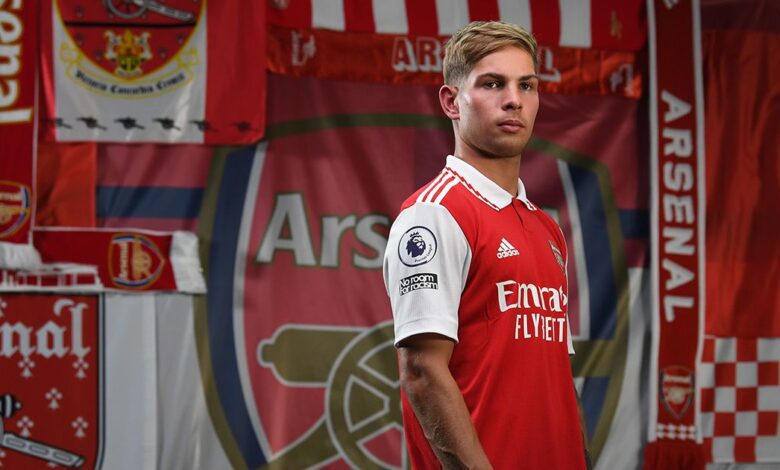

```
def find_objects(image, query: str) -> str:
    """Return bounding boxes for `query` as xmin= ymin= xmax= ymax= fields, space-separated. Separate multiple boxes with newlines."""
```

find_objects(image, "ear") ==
xmin=439 ymin=84 xmax=460 ymax=120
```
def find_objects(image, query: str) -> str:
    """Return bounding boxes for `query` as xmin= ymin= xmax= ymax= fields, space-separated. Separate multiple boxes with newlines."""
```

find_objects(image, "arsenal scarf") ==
xmin=644 ymin=0 xmax=706 ymax=467
xmin=32 ymin=228 xmax=205 ymax=293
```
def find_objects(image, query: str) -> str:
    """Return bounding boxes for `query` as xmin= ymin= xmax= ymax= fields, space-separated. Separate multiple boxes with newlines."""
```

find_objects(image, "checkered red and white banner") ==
xmin=645 ymin=0 xmax=706 ymax=467
xmin=268 ymin=0 xmax=646 ymax=50
xmin=0 ymin=0 xmax=41 ymax=270
xmin=700 ymin=336 xmax=780 ymax=462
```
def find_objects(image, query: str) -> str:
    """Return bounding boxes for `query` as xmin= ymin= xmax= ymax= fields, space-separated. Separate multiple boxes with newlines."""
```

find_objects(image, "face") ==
xmin=442 ymin=46 xmax=540 ymax=160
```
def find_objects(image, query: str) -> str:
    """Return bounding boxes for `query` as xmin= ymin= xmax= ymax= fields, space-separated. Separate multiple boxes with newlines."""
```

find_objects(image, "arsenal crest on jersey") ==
xmin=660 ymin=365 xmax=694 ymax=419
xmin=548 ymin=240 xmax=565 ymax=273
xmin=0 ymin=295 xmax=102 ymax=468
xmin=55 ymin=0 xmax=202 ymax=98
xmin=0 ymin=181 xmax=31 ymax=239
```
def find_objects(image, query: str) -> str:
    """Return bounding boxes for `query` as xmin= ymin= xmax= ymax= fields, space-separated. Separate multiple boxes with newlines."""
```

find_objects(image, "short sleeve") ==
xmin=383 ymin=203 xmax=472 ymax=346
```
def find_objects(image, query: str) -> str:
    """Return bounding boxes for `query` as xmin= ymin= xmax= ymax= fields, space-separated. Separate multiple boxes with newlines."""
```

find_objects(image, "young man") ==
xmin=383 ymin=21 xmax=588 ymax=469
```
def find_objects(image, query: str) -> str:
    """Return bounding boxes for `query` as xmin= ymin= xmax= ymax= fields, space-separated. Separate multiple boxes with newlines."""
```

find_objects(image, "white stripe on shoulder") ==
xmin=421 ymin=172 xmax=453 ymax=204
xmin=417 ymin=171 xmax=447 ymax=203
xmin=432 ymin=176 xmax=460 ymax=204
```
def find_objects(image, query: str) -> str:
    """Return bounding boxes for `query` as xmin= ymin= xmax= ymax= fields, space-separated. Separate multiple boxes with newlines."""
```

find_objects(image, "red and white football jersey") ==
xmin=384 ymin=156 xmax=585 ymax=469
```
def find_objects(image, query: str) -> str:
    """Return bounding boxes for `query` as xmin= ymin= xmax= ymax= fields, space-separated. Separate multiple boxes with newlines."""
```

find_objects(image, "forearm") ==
xmin=402 ymin=358 xmax=491 ymax=469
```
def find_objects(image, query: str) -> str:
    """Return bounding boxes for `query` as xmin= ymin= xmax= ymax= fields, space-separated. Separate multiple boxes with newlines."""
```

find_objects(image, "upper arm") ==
xmin=383 ymin=203 xmax=471 ymax=347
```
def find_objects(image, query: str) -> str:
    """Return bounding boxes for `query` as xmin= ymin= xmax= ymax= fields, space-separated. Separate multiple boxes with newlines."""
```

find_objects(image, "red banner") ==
xmin=0 ymin=0 xmax=40 ymax=269
xmin=268 ymin=25 xmax=642 ymax=98
xmin=40 ymin=1 xmax=266 ymax=144
xmin=0 ymin=294 xmax=101 ymax=468
xmin=698 ymin=4 xmax=780 ymax=462
xmin=36 ymin=142 xmax=97 ymax=228
xmin=33 ymin=228 xmax=205 ymax=293
xmin=645 ymin=0 xmax=706 ymax=468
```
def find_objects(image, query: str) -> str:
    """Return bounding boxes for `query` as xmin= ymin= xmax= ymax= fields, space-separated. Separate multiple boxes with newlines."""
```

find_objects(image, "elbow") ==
xmin=398 ymin=351 xmax=435 ymax=401
xmin=396 ymin=334 xmax=455 ymax=403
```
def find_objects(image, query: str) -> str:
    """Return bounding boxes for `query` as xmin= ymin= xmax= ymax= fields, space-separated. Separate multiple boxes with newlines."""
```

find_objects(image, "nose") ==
xmin=501 ymin=85 xmax=523 ymax=111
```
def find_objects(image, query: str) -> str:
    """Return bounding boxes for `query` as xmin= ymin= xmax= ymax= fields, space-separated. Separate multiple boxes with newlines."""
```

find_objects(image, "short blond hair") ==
xmin=443 ymin=21 xmax=538 ymax=85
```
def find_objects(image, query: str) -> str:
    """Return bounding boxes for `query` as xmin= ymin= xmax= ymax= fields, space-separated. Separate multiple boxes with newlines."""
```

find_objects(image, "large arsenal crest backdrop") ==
xmin=196 ymin=74 xmax=648 ymax=469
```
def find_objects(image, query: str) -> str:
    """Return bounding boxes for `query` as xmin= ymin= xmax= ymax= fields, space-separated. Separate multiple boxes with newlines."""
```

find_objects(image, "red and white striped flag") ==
xmin=268 ymin=0 xmax=646 ymax=50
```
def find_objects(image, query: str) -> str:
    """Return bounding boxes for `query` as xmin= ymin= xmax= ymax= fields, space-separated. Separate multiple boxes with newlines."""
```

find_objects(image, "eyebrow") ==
xmin=476 ymin=73 xmax=540 ymax=81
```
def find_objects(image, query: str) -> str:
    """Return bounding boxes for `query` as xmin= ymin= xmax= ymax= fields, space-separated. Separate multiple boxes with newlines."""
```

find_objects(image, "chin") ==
xmin=482 ymin=149 xmax=522 ymax=159
xmin=488 ymin=143 xmax=527 ymax=158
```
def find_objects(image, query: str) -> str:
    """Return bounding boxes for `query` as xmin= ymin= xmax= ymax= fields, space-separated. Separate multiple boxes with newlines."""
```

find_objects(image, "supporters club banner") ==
xmin=645 ymin=0 xmax=706 ymax=467
xmin=40 ymin=0 xmax=266 ymax=144
xmin=0 ymin=0 xmax=40 ymax=270
xmin=196 ymin=73 xmax=649 ymax=469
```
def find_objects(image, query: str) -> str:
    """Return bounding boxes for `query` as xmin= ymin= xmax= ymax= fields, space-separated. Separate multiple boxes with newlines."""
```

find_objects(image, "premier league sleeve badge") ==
xmin=398 ymin=226 xmax=437 ymax=267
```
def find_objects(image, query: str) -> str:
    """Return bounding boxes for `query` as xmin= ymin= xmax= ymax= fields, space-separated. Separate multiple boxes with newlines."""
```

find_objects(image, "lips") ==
xmin=498 ymin=119 xmax=525 ymax=132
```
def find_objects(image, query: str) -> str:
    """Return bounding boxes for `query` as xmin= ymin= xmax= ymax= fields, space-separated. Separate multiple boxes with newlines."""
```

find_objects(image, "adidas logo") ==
xmin=496 ymin=238 xmax=520 ymax=259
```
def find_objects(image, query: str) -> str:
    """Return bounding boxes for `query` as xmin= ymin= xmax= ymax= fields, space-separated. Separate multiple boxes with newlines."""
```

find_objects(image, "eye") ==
xmin=520 ymin=81 xmax=538 ymax=92
xmin=483 ymin=80 xmax=501 ymax=89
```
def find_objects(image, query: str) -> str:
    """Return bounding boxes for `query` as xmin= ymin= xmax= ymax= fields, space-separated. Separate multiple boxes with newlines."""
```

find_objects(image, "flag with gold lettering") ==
xmin=39 ymin=0 xmax=266 ymax=144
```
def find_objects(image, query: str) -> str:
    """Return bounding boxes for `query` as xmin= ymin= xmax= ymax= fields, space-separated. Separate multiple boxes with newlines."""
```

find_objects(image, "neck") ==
xmin=454 ymin=146 xmax=521 ymax=196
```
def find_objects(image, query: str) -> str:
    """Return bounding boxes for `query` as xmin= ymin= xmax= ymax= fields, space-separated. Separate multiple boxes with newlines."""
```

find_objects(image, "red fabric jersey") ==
xmin=384 ymin=156 xmax=585 ymax=469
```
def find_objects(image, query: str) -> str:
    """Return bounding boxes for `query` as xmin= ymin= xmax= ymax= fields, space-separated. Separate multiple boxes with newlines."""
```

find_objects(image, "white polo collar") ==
xmin=445 ymin=155 xmax=536 ymax=211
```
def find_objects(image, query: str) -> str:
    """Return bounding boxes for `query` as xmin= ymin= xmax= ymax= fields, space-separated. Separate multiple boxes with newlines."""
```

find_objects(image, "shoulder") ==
xmin=400 ymin=170 xmax=473 ymax=215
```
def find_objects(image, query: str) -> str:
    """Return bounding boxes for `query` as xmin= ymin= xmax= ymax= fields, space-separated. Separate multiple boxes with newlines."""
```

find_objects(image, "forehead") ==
xmin=468 ymin=45 xmax=536 ymax=79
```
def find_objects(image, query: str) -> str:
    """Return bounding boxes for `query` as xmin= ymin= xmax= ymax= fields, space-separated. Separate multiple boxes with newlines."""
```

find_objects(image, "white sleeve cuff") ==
xmin=394 ymin=317 xmax=459 ymax=347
